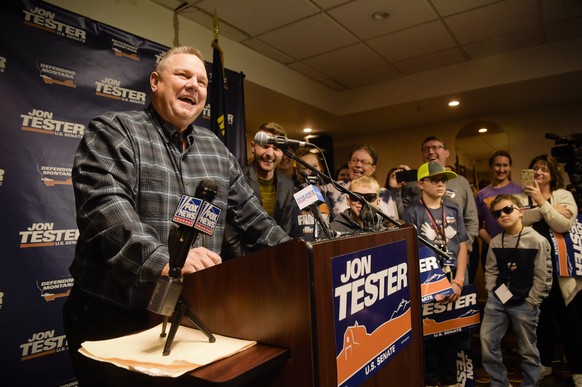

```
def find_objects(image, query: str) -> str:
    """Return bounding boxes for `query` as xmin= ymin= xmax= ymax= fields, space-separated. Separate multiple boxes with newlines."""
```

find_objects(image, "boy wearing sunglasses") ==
xmin=480 ymin=194 xmax=552 ymax=387
xmin=403 ymin=161 xmax=468 ymax=387
xmin=330 ymin=176 xmax=386 ymax=234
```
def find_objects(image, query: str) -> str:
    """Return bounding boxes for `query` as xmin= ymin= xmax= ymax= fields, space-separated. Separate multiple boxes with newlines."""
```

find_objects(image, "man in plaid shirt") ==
xmin=63 ymin=46 xmax=290 ymax=386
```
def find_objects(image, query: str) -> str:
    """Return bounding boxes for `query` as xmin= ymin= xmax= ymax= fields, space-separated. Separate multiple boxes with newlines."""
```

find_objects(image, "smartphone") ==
xmin=521 ymin=169 xmax=535 ymax=187
xmin=396 ymin=169 xmax=418 ymax=183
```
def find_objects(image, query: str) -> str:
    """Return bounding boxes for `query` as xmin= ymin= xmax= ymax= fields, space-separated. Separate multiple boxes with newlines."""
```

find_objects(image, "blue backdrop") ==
xmin=0 ymin=0 xmax=246 ymax=384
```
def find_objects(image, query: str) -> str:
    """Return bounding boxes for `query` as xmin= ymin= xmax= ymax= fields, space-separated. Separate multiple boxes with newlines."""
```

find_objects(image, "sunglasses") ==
xmin=492 ymin=205 xmax=520 ymax=219
xmin=423 ymin=176 xmax=448 ymax=184
xmin=350 ymin=193 xmax=378 ymax=204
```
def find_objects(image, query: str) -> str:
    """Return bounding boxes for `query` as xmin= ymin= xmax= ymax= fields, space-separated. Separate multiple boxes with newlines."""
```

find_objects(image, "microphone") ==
xmin=168 ymin=180 xmax=221 ymax=278
xmin=148 ymin=180 xmax=221 ymax=317
xmin=294 ymin=183 xmax=326 ymax=211
xmin=294 ymin=176 xmax=333 ymax=240
xmin=254 ymin=131 xmax=311 ymax=148
xmin=360 ymin=202 xmax=378 ymax=231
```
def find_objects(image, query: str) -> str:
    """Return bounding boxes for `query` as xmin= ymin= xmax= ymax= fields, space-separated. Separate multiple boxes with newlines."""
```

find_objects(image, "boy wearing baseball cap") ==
xmin=403 ymin=161 xmax=468 ymax=387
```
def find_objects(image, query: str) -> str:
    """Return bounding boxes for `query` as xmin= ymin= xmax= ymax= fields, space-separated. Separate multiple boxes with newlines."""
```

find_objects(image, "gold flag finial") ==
xmin=213 ymin=12 xmax=219 ymax=40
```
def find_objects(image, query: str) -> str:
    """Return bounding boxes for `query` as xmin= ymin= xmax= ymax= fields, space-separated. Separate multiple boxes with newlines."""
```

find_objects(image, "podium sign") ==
xmin=332 ymin=240 xmax=412 ymax=386
xmin=179 ymin=226 xmax=425 ymax=386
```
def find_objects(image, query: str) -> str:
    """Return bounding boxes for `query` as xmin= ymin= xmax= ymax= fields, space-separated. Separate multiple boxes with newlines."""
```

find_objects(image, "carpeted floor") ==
xmin=470 ymin=328 xmax=575 ymax=386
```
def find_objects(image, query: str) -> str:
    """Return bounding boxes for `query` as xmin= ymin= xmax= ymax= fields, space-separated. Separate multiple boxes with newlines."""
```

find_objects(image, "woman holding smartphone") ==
xmin=522 ymin=154 xmax=582 ymax=386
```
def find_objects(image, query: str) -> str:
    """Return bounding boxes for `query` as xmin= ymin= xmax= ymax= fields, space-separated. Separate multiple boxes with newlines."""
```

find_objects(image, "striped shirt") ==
xmin=71 ymin=105 xmax=289 ymax=310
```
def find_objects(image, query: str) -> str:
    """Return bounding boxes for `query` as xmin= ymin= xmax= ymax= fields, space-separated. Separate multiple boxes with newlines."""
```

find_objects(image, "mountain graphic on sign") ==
xmin=336 ymin=301 xmax=412 ymax=385
xmin=421 ymin=274 xmax=453 ymax=298
xmin=423 ymin=310 xmax=480 ymax=335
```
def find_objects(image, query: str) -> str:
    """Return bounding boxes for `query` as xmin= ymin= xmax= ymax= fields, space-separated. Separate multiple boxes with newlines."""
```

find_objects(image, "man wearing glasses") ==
xmin=402 ymin=136 xmax=478 ymax=253
xmin=325 ymin=144 xmax=400 ymax=223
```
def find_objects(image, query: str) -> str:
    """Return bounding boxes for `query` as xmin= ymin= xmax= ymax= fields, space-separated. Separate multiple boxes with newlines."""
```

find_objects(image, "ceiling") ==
xmin=151 ymin=0 xmax=582 ymax=90
xmin=148 ymin=0 xmax=582 ymax=163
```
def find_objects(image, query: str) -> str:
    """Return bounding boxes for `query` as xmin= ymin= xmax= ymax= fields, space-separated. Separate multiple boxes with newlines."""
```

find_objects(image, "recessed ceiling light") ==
xmin=303 ymin=127 xmax=312 ymax=133
xmin=371 ymin=10 xmax=390 ymax=21
xmin=448 ymin=100 xmax=460 ymax=107
xmin=479 ymin=128 xmax=488 ymax=133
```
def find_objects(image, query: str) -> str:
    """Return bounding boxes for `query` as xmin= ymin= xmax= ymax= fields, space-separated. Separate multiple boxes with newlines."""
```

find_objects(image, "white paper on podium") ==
xmin=79 ymin=323 xmax=256 ymax=377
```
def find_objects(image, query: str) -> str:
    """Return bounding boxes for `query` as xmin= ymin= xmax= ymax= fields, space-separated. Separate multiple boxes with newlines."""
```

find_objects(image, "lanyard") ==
xmin=421 ymin=198 xmax=447 ymax=244
xmin=501 ymin=226 xmax=523 ymax=249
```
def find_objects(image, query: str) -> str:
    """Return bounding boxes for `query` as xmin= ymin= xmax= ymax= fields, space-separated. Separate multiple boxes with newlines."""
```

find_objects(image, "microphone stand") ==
xmin=157 ymin=226 xmax=215 ymax=356
xmin=280 ymin=147 xmax=451 ymax=260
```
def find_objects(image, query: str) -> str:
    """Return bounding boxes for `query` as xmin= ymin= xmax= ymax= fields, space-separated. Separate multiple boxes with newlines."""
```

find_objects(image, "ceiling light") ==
xmin=479 ymin=128 xmax=488 ymax=133
xmin=303 ymin=127 xmax=312 ymax=133
xmin=448 ymin=100 xmax=460 ymax=107
xmin=371 ymin=11 xmax=390 ymax=21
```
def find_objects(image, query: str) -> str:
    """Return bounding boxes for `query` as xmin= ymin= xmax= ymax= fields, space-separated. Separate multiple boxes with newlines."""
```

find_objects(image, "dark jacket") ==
xmin=222 ymin=161 xmax=297 ymax=259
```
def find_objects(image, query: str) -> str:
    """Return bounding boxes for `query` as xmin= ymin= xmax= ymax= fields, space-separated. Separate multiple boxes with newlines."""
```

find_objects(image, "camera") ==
xmin=546 ymin=133 xmax=582 ymax=212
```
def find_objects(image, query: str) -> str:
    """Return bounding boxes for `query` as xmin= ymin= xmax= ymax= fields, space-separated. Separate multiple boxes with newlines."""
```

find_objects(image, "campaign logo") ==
xmin=95 ymin=77 xmax=147 ymax=105
xmin=0 ymin=168 xmax=4 ymax=187
xmin=37 ymin=62 xmax=77 ymax=88
xmin=173 ymin=195 xmax=203 ymax=227
xmin=418 ymin=247 xmax=455 ymax=303
xmin=111 ymin=38 xmax=140 ymax=61
xmin=422 ymin=283 xmax=481 ymax=339
xmin=155 ymin=50 xmax=166 ymax=65
xmin=19 ymin=222 xmax=79 ymax=248
xmin=37 ymin=277 xmax=74 ymax=302
xmin=0 ymin=56 xmax=6 ymax=73
xmin=20 ymin=109 xmax=85 ymax=139
xmin=202 ymin=104 xmax=234 ymax=126
xmin=333 ymin=241 xmax=412 ymax=386
xmin=551 ymin=214 xmax=582 ymax=277
xmin=38 ymin=165 xmax=73 ymax=187
xmin=20 ymin=328 xmax=68 ymax=361
xmin=457 ymin=350 xmax=476 ymax=386
xmin=22 ymin=6 xmax=86 ymax=43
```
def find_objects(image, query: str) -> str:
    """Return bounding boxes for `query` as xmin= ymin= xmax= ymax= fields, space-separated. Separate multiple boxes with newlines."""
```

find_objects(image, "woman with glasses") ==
xmin=330 ymin=176 xmax=386 ymax=235
xmin=522 ymin=154 xmax=582 ymax=386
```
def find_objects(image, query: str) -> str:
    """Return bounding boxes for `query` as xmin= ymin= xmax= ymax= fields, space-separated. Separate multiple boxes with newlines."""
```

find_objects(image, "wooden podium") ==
xmin=166 ymin=225 xmax=424 ymax=386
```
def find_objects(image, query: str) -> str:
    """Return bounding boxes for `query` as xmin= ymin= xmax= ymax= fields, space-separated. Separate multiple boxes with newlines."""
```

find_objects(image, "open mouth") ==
xmin=178 ymin=96 xmax=195 ymax=105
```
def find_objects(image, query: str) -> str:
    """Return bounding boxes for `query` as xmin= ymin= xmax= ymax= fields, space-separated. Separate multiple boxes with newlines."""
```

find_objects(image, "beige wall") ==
xmin=335 ymin=101 xmax=582 ymax=187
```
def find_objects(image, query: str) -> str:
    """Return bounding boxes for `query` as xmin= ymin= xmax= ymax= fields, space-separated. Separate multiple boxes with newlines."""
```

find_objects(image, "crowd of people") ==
xmin=63 ymin=45 xmax=581 ymax=387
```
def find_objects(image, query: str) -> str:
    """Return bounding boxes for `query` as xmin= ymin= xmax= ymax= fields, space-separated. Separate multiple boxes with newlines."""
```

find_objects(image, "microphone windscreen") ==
xmin=254 ymin=131 xmax=272 ymax=146
xmin=195 ymin=179 xmax=218 ymax=202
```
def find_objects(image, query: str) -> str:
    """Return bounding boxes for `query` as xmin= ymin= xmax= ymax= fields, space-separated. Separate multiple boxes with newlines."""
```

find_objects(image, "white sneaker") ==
xmin=572 ymin=373 xmax=582 ymax=387
xmin=540 ymin=365 xmax=552 ymax=379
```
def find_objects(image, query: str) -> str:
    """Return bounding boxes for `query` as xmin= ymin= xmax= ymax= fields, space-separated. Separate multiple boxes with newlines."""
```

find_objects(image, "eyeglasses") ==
xmin=421 ymin=145 xmax=446 ymax=154
xmin=349 ymin=159 xmax=374 ymax=166
xmin=492 ymin=205 xmax=520 ymax=219
xmin=350 ymin=193 xmax=378 ymax=204
xmin=532 ymin=165 xmax=549 ymax=173
xmin=422 ymin=176 xmax=448 ymax=184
